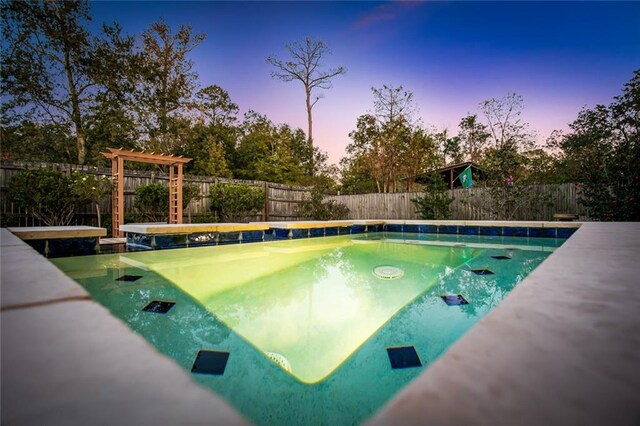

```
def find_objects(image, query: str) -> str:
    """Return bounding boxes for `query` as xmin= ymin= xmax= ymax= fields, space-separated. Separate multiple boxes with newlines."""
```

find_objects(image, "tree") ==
xmin=2 ymin=0 xmax=94 ymax=164
xmin=266 ymin=37 xmax=346 ymax=161
xmin=137 ymin=20 xmax=205 ymax=154
xmin=70 ymin=171 xmax=112 ymax=228
xmin=195 ymin=85 xmax=239 ymax=127
xmin=343 ymin=85 xmax=438 ymax=193
xmin=134 ymin=183 xmax=169 ymax=222
xmin=554 ymin=69 xmax=640 ymax=220
xmin=372 ymin=84 xmax=416 ymax=124
xmin=457 ymin=114 xmax=490 ymax=163
xmin=209 ymin=183 xmax=265 ymax=222
xmin=411 ymin=173 xmax=453 ymax=219
xmin=481 ymin=93 xmax=535 ymax=152
xmin=297 ymin=187 xmax=349 ymax=220
xmin=6 ymin=168 xmax=87 ymax=226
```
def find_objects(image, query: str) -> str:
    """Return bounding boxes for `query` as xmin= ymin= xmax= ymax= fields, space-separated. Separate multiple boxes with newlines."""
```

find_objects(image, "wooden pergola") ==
xmin=101 ymin=148 xmax=192 ymax=237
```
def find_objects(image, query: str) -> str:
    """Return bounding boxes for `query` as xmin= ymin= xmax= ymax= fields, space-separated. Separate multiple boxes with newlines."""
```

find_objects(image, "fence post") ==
xmin=263 ymin=181 xmax=269 ymax=222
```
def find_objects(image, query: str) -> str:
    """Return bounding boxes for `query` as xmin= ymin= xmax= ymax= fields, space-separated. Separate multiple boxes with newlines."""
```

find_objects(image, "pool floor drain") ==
xmin=266 ymin=352 xmax=292 ymax=372
xmin=373 ymin=265 xmax=404 ymax=280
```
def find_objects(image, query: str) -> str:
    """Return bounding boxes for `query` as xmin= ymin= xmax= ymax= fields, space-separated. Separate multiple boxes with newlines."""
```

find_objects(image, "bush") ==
xmin=411 ymin=174 xmax=453 ymax=219
xmin=70 ymin=171 xmax=113 ymax=228
xmin=209 ymin=182 xmax=265 ymax=222
xmin=134 ymin=183 xmax=169 ymax=222
xmin=6 ymin=168 xmax=86 ymax=226
xmin=297 ymin=187 xmax=350 ymax=220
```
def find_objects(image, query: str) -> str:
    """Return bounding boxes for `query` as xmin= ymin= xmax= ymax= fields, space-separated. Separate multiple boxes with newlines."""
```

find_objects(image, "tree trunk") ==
xmin=96 ymin=203 xmax=101 ymax=229
xmin=305 ymin=87 xmax=315 ymax=175
xmin=63 ymin=43 xmax=86 ymax=164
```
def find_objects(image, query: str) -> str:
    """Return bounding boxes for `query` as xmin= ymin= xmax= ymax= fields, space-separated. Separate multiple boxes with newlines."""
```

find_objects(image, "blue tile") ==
xmin=502 ymin=227 xmax=528 ymax=237
xmin=403 ymin=224 xmax=420 ymax=234
xmin=351 ymin=225 xmax=366 ymax=234
xmin=116 ymin=274 xmax=142 ymax=282
xmin=557 ymin=228 xmax=577 ymax=239
xmin=309 ymin=228 xmax=325 ymax=238
xmin=218 ymin=232 xmax=240 ymax=245
xmin=188 ymin=232 xmax=218 ymax=247
xmin=291 ymin=229 xmax=309 ymax=239
xmin=241 ymin=230 xmax=264 ymax=243
xmin=25 ymin=239 xmax=46 ymax=254
xmin=143 ymin=300 xmax=175 ymax=314
xmin=419 ymin=225 xmax=438 ymax=234
xmin=325 ymin=227 xmax=339 ymax=236
xmin=385 ymin=224 xmax=403 ymax=233
xmin=441 ymin=294 xmax=469 ymax=306
xmin=471 ymin=269 xmax=494 ymax=275
xmin=369 ymin=224 xmax=384 ymax=233
xmin=528 ymin=227 xmax=556 ymax=238
xmin=338 ymin=226 xmax=351 ymax=235
xmin=127 ymin=232 xmax=153 ymax=248
xmin=479 ymin=226 xmax=502 ymax=236
xmin=154 ymin=235 xmax=188 ymax=249
xmin=273 ymin=228 xmax=291 ymax=240
xmin=263 ymin=230 xmax=276 ymax=241
xmin=458 ymin=226 xmax=479 ymax=236
xmin=438 ymin=225 xmax=458 ymax=235
xmin=191 ymin=350 xmax=229 ymax=376
xmin=387 ymin=346 xmax=422 ymax=369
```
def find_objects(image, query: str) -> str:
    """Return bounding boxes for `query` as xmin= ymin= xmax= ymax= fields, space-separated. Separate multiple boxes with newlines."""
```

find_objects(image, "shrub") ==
xmin=6 ymin=168 xmax=86 ymax=226
xmin=134 ymin=183 xmax=169 ymax=222
xmin=209 ymin=182 xmax=265 ymax=222
xmin=70 ymin=171 xmax=113 ymax=228
xmin=297 ymin=187 xmax=350 ymax=220
xmin=411 ymin=173 xmax=454 ymax=219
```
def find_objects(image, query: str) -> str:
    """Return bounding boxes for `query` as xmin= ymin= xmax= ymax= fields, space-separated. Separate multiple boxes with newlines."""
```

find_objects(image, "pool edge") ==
xmin=368 ymin=222 xmax=640 ymax=425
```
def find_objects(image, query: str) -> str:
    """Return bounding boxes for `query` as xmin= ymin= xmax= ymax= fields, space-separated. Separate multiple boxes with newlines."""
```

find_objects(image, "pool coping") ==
xmin=370 ymin=222 xmax=640 ymax=425
xmin=3 ymin=221 xmax=638 ymax=424
xmin=0 ymin=228 xmax=248 ymax=425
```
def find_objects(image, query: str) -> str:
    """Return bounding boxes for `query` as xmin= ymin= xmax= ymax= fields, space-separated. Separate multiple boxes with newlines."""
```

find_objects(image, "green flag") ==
xmin=458 ymin=166 xmax=473 ymax=188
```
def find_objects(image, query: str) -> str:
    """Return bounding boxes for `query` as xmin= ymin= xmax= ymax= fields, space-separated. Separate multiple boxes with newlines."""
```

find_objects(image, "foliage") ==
xmin=552 ymin=69 xmax=640 ymax=221
xmin=137 ymin=19 xmax=205 ymax=153
xmin=234 ymin=111 xmax=324 ymax=184
xmin=344 ymin=85 xmax=440 ymax=193
xmin=6 ymin=168 xmax=86 ymax=226
xmin=297 ymin=187 xmax=350 ymax=220
xmin=134 ymin=183 xmax=169 ymax=222
xmin=411 ymin=174 xmax=454 ymax=219
xmin=209 ymin=182 xmax=265 ymax=222
xmin=457 ymin=114 xmax=491 ymax=163
xmin=266 ymin=37 xmax=346 ymax=158
xmin=70 ymin=171 xmax=113 ymax=228
xmin=182 ymin=181 xmax=202 ymax=210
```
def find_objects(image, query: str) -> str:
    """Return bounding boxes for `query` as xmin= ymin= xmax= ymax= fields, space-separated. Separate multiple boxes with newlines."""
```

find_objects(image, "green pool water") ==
xmin=51 ymin=232 xmax=564 ymax=425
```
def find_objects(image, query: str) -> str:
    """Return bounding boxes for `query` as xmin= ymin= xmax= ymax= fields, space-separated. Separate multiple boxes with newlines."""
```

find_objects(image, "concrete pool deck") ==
xmin=0 ymin=228 xmax=247 ymax=425
xmin=371 ymin=222 xmax=640 ymax=425
xmin=1 ymin=222 xmax=639 ymax=425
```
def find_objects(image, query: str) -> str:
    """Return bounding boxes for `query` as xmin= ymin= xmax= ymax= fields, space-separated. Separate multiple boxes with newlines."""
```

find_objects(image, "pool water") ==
xmin=52 ymin=232 xmax=565 ymax=425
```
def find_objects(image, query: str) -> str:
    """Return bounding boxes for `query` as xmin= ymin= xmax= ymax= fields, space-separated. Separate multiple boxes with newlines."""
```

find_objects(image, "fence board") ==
xmin=326 ymin=184 xmax=590 ymax=221
xmin=0 ymin=161 xmax=311 ymax=226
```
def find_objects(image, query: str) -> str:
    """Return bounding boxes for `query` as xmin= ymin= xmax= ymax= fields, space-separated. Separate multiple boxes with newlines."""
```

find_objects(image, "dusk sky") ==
xmin=91 ymin=1 xmax=639 ymax=165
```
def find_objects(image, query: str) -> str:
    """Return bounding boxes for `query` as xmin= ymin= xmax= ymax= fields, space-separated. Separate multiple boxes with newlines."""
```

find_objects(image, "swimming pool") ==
xmin=51 ymin=231 xmax=566 ymax=425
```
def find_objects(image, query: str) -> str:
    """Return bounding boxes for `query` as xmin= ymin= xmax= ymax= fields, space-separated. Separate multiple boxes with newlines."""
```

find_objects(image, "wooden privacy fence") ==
xmin=326 ymin=183 xmax=591 ymax=221
xmin=0 ymin=161 xmax=311 ymax=226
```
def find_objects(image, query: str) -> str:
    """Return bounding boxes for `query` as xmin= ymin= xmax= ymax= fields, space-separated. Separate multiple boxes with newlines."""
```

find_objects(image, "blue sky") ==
xmin=91 ymin=1 xmax=640 ymax=164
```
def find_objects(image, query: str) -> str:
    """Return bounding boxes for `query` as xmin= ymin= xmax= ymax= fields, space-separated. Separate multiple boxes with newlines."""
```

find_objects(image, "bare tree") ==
xmin=266 ymin=37 xmax=346 ymax=155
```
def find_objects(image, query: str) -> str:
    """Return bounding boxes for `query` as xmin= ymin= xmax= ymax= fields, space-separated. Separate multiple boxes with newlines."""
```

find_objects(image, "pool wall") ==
xmin=3 ymin=221 xmax=638 ymax=425
xmin=120 ymin=220 xmax=579 ymax=251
